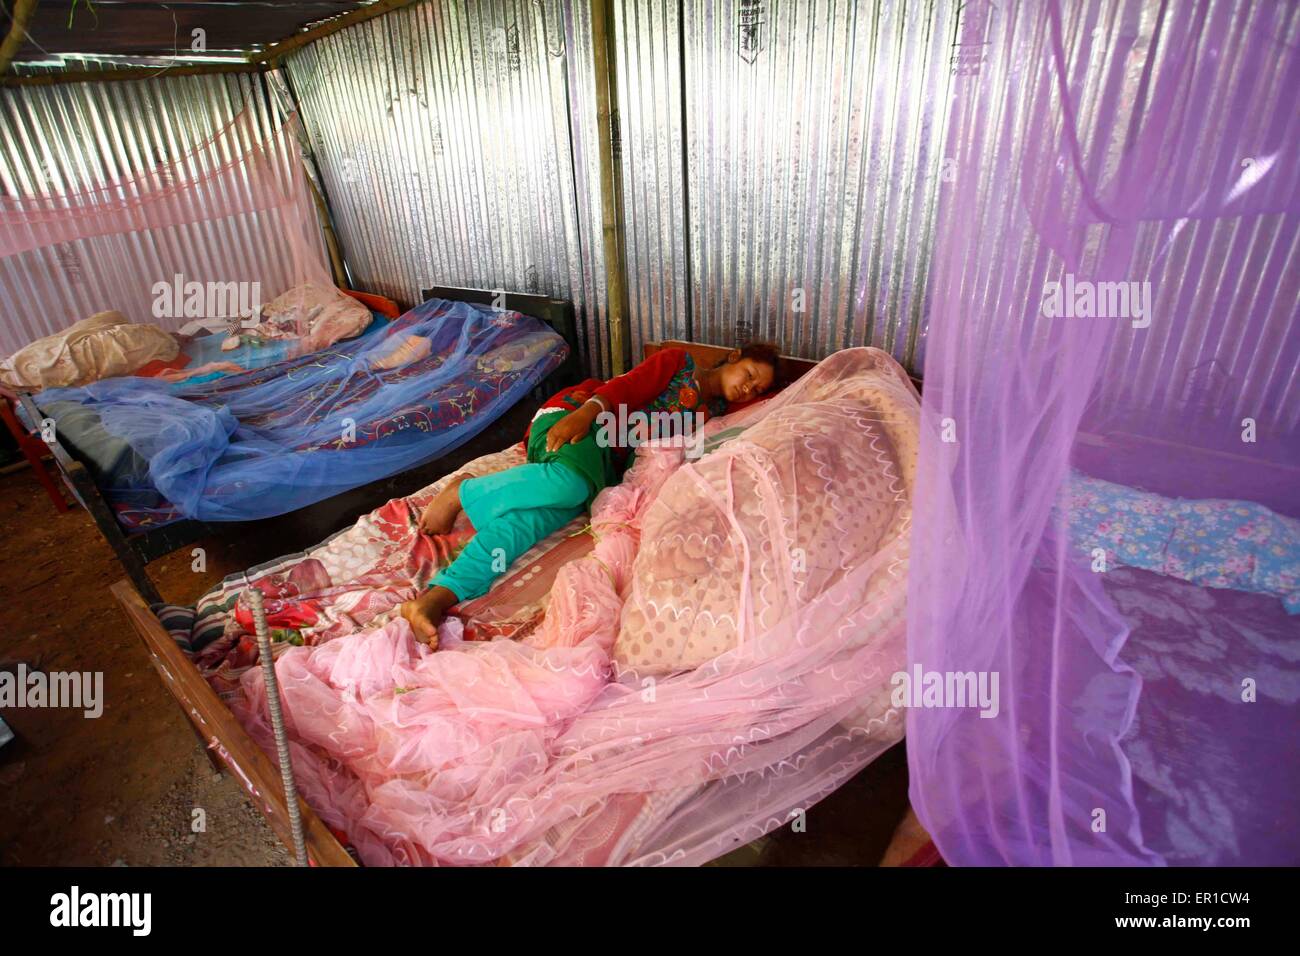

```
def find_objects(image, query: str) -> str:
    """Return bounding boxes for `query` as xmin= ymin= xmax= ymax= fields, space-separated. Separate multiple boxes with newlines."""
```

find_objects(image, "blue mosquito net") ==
xmin=36 ymin=298 xmax=567 ymax=525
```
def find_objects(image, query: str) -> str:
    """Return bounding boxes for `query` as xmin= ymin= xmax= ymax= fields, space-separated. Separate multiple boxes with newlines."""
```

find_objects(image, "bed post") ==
xmin=0 ymin=394 xmax=71 ymax=513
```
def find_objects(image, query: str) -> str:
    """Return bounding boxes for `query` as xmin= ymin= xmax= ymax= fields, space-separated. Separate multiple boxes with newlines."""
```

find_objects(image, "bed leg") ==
xmin=196 ymin=733 xmax=226 ymax=775
xmin=122 ymin=557 xmax=164 ymax=607
xmin=22 ymin=443 xmax=71 ymax=513
xmin=1 ymin=396 xmax=71 ymax=513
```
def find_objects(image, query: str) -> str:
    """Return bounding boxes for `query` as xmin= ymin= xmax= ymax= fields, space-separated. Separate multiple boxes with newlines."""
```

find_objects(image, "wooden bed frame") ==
xmin=110 ymin=337 xmax=917 ymax=867
xmin=646 ymin=339 xmax=922 ymax=395
xmin=112 ymin=579 xmax=356 ymax=866
xmin=14 ymin=286 xmax=580 ymax=605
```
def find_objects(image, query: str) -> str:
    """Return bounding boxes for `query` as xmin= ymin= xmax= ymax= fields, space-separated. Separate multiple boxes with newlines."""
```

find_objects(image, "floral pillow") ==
xmin=1068 ymin=472 xmax=1300 ymax=614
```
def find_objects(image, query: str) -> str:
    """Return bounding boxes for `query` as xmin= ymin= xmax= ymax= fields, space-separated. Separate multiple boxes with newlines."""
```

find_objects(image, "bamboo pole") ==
xmin=1 ymin=62 xmax=264 ymax=87
xmin=0 ymin=0 xmax=40 ymax=76
xmin=589 ymin=0 xmax=629 ymax=375
xmin=306 ymin=148 xmax=350 ymax=288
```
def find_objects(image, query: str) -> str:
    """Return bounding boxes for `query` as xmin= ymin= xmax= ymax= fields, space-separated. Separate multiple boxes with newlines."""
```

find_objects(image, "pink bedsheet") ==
xmin=226 ymin=347 xmax=920 ymax=865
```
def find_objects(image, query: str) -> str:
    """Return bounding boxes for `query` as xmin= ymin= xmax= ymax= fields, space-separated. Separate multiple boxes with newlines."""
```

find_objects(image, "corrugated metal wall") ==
xmin=292 ymin=0 xmax=964 ymax=374
xmin=0 ymin=71 xmax=301 ymax=351
xmin=1086 ymin=1 xmax=1300 ymax=428
xmin=282 ymin=0 xmax=960 ymax=376
xmin=282 ymin=0 xmax=613 ymax=370
xmin=925 ymin=0 xmax=1300 ymax=429
xmin=5 ymin=0 xmax=1289 ymax=412
xmin=615 ymin=0 xmax=959 ymax=369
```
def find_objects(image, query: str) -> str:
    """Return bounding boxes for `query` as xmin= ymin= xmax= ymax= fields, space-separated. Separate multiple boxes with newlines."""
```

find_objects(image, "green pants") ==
xmin=429 ymin=410 xmax=604 ymax=602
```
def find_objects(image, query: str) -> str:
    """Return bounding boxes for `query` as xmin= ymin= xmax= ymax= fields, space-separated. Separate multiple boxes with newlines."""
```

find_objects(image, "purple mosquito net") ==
xmin=908 ymin=1 xmax=1299 ymax=865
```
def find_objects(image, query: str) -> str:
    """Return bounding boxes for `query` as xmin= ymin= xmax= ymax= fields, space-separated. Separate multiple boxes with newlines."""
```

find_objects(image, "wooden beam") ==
xmin=589 ymin=0 xmax=630 ymax=375
xmin=1 ymin=61 xmax=264 ymax=87
xmin=250 ymin=0 xmax=420 ymax=66
xmin=307 ymin=170 xmax=351 ymax=288
xmin=2 ymin=0 xmax=408 ymax=83
xmin=0 ymin=0 xmax=40 ymax=76
xmin=111 ymin=579 xmax=357 ymax=867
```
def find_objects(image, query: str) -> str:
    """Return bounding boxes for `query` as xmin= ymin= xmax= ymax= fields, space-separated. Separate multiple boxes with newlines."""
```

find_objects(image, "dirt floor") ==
xmin=0 ymin=462 xmax=297 ymax=866
xmin=0 ymin=449 xmax=916 ymax=867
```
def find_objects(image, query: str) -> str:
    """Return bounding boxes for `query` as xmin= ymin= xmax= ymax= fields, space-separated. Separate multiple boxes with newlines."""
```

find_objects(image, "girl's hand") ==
xmin=546 ymin=401 xmax=601 ymax=452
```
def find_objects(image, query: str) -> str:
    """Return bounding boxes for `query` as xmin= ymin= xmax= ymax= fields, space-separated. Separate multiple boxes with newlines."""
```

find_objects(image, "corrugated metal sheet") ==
xmin=614 ymin=0 xmax=960 ymax=371
xmin=287 ymin=0 xmax=960 ymax=376
xmin=283 ymin=0 xmax=612 ymax=371
xmin=924 ymin=0 xmax=1300 ymax=428
xmin=5 ymin=0 xmax=1289 ymax=415
xmin=1088 ymin=1 xmax=1300 ymax=428
xmin=0 ymin=71 xmax=305 ymax=350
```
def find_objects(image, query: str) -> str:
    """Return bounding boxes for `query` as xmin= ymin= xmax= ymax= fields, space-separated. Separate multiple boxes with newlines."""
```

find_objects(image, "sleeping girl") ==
xmin=399 ymin=342 xmax=780 ymax=644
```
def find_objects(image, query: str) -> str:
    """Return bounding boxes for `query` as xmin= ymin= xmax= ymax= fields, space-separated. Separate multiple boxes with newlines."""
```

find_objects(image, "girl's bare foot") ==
xmin=419 ymin=474 xmax=469 ymax=535
xmin=399 ymin=585 xmax=459 ymax=648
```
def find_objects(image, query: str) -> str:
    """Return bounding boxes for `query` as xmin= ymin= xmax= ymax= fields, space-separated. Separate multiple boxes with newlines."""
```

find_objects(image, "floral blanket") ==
xmin=167 ymin=443 xmax=589 ymax=699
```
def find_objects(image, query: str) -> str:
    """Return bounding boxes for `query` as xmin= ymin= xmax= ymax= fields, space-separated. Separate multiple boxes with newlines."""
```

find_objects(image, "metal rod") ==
xmin=247 ymin=587 xmax=310 ymax=867
xmin=1 ymin=62 xmax=265 ymax=87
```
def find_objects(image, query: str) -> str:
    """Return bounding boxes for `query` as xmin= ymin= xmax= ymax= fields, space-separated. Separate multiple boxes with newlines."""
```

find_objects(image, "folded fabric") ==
xmin=1 ymin=311 xmax=179 ymax=390
xmin=237 ymin=283 xmax=372 ymax=355
xmin=1067 ymin=472 xmax=1300 ymax=613
xmin=133 ymin=354 xmax=192 ymax=377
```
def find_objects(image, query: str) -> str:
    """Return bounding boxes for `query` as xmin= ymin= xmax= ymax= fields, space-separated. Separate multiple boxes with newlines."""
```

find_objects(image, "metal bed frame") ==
xmin=15 ymin=286 xmax=580 ymax=605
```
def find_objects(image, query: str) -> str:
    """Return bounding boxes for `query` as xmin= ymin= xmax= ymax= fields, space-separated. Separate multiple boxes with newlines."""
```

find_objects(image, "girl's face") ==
xmin=718 ymin=358 xmax=775 ymax=403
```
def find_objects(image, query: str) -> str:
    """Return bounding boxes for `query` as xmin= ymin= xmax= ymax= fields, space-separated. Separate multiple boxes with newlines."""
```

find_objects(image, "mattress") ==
xmin=36 ymin=313 xmax=393 ymax=512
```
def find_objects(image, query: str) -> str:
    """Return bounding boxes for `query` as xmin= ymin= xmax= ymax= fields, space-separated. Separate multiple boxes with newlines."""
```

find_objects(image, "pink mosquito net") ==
xmin=908 ymin=1 xmax=1299 ymax=866
xmin=0 ymin=103 xmax=331 ymax=355
xmin=233 ymin=347 xmax=920 ymax=866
